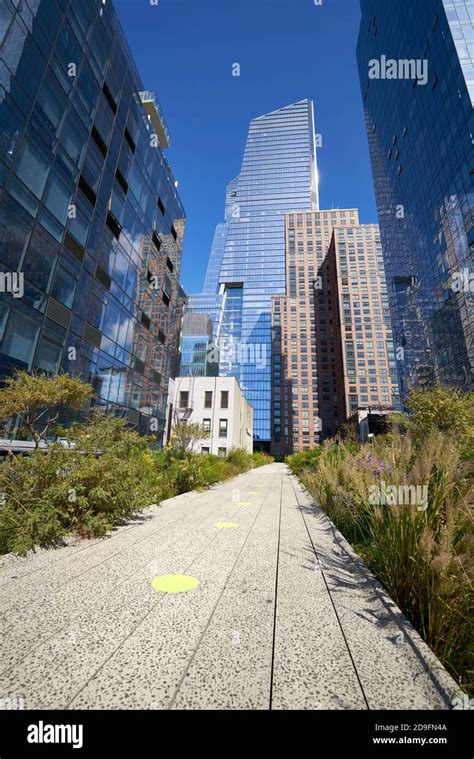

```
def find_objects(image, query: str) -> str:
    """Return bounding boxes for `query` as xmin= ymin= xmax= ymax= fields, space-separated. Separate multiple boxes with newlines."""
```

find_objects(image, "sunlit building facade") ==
xmin=271 ymin=210 xmax=399 ymax=456
xmin=329 ymin=223 xmax=399 ymax=419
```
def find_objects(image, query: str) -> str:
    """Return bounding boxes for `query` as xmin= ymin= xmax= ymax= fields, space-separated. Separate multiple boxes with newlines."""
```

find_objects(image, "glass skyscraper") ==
xmin=0 ymin=0 xmax=185 ymax=443
xmin=357 ymin=0 xmax=473 ymax=393
xmin=189 ymin=100 xmax=319 ymax=448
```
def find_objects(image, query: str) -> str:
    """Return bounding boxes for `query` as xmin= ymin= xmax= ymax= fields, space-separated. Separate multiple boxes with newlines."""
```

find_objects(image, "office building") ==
xmin=357 ymin=0 xmax=474 ymax=393
xmin=271 ymin=209 xmax=357 ymax=455
xmin=0 ymin=0 xmax=186 ymax=442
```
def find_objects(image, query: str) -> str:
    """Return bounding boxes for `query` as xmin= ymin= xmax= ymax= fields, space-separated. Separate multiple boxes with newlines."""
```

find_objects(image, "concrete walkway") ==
xmin=0 ymin=464 xmax=460 ymax=710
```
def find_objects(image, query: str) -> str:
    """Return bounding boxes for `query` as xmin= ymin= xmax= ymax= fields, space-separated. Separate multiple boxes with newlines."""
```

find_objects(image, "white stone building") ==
xmin=165 ymin=377 xmax=253 ymax=455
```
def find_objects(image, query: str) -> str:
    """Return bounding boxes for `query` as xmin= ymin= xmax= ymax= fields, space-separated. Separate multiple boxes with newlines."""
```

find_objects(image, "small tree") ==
xmin=171 ymin=420 xmax=209 ymax=456
xmin=402 ymin=386 xmax=474 ymax=442
xmin=0 ymin=371 xmax=93 ymax=449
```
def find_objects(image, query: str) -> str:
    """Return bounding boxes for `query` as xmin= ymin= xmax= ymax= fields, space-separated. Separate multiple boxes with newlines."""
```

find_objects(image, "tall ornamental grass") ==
xmin=289 ymin=418 xmax=473 ymax=694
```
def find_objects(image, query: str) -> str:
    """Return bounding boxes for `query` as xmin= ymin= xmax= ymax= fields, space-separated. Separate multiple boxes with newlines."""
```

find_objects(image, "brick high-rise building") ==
xmin=272 ymin=209 xmax=357 ymax=456
xmin=328 ymin=223 xmax=400 ymax=421
xmin=271 ymin=210 xmax=400 ymax=456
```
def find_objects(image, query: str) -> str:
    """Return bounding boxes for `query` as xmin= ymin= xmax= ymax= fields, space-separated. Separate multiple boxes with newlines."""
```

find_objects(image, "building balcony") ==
xmin=139 ymin=91 xmax=171 ymax=148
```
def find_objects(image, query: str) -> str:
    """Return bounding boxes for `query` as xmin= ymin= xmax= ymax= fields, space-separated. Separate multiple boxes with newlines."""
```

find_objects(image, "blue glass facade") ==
xmin=0 ymin=0 xmax=186 ymax=442
xmin=357 ymin=0 xmax=473 ymax=392
xmin=190 ymin=100 xmax=319 ymax=447
xmin=202 ymin=177 xmax=238 ymax=298
xmin=178 ymin=312 xmax=218 ymax=377
xmin=444 ymin=0 xmax=474 ymax=101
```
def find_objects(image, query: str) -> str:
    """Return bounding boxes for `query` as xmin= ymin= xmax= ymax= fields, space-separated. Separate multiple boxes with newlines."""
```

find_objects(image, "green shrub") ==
xmin=172 ymin=458 xmax=202 ymax=494
xmin=0 ymin=416 xmax=156 ymax=555
xmin=393 ymin=385 xmax=474 ymax=458
xmin=225 ymin=447 xmax=253 ymax=472
xmin=0 ymin=413 xmax=274 ymax=556
xmin=0 ymin=370 xmax=93 ymax=448
xmin=251 ymin=451 xmax=274 ymax=467
xmin=199 ymin=454 xmax=234 ymax=485
xmin=286 ymin=447 xmax=323 ymax=476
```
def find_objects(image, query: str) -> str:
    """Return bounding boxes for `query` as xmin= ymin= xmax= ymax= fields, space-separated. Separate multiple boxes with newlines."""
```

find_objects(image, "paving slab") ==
xmin=271 ymin=478 xmax=366 ymax=710
xmin=0 ymin=463 xmax=462 ymax=710
xmin=290 ymin=476 xmax=461 ymax=710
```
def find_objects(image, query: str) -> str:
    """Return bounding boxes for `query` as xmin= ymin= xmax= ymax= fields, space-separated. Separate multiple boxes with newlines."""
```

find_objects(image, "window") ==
xmin=179 ymin=391 xmax=189 ymax=409
xmin=219 ymin=419 xmax=228 ymax=437
xmin=34 ymin=337 xmax=62 ymax=375
xmin=51 ymin=265 xmax=77 ymax=310
xmin=43 ymin=168 xmax=74 ymax=224
xmin=163 ymin=274 xmax=172 ymax=298
xmin=202 ymin=418 xmax=211 ymax=432
xmin=220 ymin=390 xmax=229 ymax=409
xmin=218 ymin=447 xmax=227 ymax=458
xmin=204 ymin=391 xmax=213 ymax=408
xmin=35 ymin=71 xmax=68 ymax=140
xmin=23 ymin=236 xmax=57 ymax=293
xmin=62 ymin=113 xmax=88 ymax=167
xmin=68 ymin=205 xmax=89 ymax=248
xmin=14 ymin=137 xmax=50 ymax=199
xmin=201 ymin=446 xmax=210 ymax=454
xmin=0 ymin=4 xmax=13 ymax=45
xmin=2 ymin=310 xmax=39 ymax=366
xmin=152 ymin=231 xmax=162 ymax=251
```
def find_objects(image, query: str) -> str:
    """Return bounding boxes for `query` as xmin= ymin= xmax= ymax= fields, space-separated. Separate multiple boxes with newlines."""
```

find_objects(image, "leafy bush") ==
xmin=153 ymin=447 xmax=274 ymax=496
xmin=252 ymin=451 xmax=274 ymax=467
xmin=285 ymin=447 xmax=323 ymax=476
xmin=393 ymin=385 xmax=474 ymax=458
xmin=0 ymin=370 xmax=93 ymax=448
xmin=199 ymin=454 xmax=236 ymax=485
xmin=166 ymin=456 xmax=206 ymax=495
xmin=0 ymin=416 xmax=155 ymax=555
xmin=225 ymin=447 xmax=254 ymax=472
xmin=169 ymin=420 xmax=209 ymax=457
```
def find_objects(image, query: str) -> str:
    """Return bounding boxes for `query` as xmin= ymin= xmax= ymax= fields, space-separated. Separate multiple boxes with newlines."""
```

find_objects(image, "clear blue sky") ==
xmin=113 ymin=0 xmax=377 ymax=294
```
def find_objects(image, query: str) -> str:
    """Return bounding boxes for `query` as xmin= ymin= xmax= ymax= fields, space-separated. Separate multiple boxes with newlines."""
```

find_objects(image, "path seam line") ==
xmin=289 ymin=472 xmax=370 ymax=710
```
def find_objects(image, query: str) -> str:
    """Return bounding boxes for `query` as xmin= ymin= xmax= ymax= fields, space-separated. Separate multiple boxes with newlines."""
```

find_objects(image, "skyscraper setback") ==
xmin=357 ymin=0 xmax=474 ymax=393
xmin=189 ymin=99 xmax=319 ymax=449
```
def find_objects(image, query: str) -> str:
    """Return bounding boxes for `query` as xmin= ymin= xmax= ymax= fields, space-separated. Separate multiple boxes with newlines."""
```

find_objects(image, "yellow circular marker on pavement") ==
xmin=237 ymin=501 xmax=253 ymax=506
xmin=214 ymin=521 xmax=239 ymax=529
xmin=150 ymin=574 xmax=200 ymax=593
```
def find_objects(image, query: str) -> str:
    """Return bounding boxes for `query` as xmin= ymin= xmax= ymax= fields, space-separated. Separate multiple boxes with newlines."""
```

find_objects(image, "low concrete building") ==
xmin=165 ymin=377 xmax=253 ymax=456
